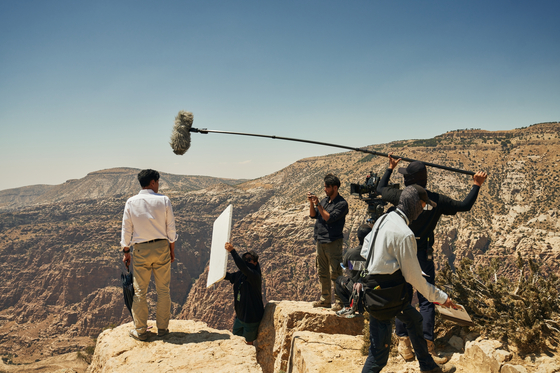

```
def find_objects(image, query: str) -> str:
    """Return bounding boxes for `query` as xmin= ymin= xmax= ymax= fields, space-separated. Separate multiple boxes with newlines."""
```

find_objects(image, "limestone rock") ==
xmin=502 ymin=364 xmax=528 ymax=373
xmin=494 ymin=349 xmax=513 ymax=364
xmin=535 ymin=356 xmax=560 ymax=373
xmin=86 ymin=320 xmax=261 ymax=373
xmin=288 ymin=331 xmax=365 ymax=373
xmin=460 ymin=339 xmax=503 ymax=373
xmin=255 ymin=301 xmax=364 ymax=373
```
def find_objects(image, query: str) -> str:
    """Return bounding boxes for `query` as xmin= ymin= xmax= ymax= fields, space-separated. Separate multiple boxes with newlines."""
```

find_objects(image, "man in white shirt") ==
xmin=121 ymin=169 xmax=178 ymax=341
xmin=360 ymin=185 xmax=455 ymax=373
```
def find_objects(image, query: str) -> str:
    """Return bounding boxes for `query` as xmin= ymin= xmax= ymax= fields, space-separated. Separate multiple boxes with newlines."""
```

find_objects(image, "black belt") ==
xmin=139 ymin=238 xmax=166 ymax=244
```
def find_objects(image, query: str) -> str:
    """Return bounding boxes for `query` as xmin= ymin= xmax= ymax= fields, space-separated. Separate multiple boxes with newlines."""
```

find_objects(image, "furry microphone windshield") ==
xmin=170 ymin=110 xmax=193 ymax=155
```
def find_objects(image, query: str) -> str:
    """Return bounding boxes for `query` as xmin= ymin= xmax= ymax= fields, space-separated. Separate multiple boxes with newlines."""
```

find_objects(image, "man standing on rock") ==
xmin=376 ymin=154 xmax=487 ymax=363
xmin=361 ymin=185 xmax=456 ymax=373
xmin=225 ymin=242 xmax=265 ymax=345
xmin=307 ymin=173 xmax=349 ymax=311
xmin=121 ymin=169 xmax=178 ymax=341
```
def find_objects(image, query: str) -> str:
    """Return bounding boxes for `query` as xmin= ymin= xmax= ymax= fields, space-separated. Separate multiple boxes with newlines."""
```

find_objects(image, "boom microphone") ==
xmin=170 ymin=111 xmax=193 ymax=155
xmin=170 ymin=110 xmax=475 ymax=176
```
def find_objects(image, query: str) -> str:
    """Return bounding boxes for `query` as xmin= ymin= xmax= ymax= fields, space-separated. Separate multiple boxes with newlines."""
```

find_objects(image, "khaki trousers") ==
xmin=316 ymin=238 xmax=343 ymax=304
xmin=132 ymin=239 xmax=171 ymax=333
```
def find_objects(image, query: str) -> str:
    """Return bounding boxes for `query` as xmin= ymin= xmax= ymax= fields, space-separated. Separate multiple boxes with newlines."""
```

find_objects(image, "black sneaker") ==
xmin=158 ymin=329 xmax=169 ymax=337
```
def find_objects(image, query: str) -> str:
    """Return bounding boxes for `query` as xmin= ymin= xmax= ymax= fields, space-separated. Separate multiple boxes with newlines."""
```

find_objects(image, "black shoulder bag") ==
xmin=361 ymin=214 xmax=412 ymax=320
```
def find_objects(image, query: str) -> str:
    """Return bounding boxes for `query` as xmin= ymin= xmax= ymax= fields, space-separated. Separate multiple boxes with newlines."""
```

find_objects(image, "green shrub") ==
xmin=437 ymin=255 xmax=560 ymax=354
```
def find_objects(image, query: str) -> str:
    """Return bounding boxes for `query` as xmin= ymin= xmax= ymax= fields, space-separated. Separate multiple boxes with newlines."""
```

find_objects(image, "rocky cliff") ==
xmin=82 ymin=302 xmax=560 ymax=373
xmin=1 ymin=122 xmax=559 ymax=368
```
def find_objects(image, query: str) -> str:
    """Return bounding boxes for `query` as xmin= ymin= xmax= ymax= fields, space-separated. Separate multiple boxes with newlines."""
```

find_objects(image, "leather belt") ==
xmin=139 ymin=238 xmax=166 ymax=244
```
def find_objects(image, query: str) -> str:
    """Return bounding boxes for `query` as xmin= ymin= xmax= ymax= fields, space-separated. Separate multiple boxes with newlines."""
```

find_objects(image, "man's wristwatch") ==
xmin=123 ymin=248 xmax=130 ymax=254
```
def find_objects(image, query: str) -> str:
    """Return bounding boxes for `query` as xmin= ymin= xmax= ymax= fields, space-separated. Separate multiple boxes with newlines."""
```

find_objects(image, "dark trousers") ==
xmin=334 ymin=275 xmax=353 ymax=307
xmin=362 ymin=304 xmax=438 ymax=373
xmin=395 ymin=251 xmax=435 ymax=341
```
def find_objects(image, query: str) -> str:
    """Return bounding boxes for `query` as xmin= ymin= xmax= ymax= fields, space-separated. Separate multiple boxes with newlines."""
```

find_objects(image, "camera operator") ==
xmin=376 ymin=153 xmax=487 ymax=363
xmin=307 ymin=173 xmax=349 ymax=311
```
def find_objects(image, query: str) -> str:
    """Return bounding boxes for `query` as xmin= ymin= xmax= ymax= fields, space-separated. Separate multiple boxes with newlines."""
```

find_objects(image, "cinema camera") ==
xmin=350 ymin=171 xmax=398 ymax=224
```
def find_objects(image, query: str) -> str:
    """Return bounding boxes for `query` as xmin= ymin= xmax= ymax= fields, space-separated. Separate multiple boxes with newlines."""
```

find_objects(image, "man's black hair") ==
xmin=324 ymin=173 xmax=341 ymax=188
xmin=138 ymin=169 xmax=160 ymax=188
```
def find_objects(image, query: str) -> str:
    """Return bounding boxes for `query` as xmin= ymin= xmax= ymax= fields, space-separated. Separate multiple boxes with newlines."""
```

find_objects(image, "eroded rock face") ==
xmin=289 ymin=331 xmax=365 ymax=373
xmin=255 ymin=301 xmax=364 ymax=373
xmin=87 ymin=320 xmax=262 ymax=373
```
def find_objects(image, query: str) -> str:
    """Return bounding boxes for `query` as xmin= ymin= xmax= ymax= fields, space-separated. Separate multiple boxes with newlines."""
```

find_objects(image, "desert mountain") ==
xmin=0 ymin=121 xmax=559 ymax=366
xmin=0 ymin=167 xmax=245 ymax=211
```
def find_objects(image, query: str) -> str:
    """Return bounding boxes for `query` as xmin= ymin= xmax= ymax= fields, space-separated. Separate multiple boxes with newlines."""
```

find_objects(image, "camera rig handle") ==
xmin=189 ymin=127 xmax=475 ymax=176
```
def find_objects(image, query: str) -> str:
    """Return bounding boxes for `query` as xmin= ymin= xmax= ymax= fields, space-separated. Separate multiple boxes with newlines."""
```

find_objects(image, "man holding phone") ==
xmin=307 ymin=173 xmax=349 ymax=311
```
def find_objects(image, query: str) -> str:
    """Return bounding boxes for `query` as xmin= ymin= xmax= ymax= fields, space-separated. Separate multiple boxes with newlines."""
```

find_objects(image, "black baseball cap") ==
xmin=398 ymin=161 xmax=427 ymax=187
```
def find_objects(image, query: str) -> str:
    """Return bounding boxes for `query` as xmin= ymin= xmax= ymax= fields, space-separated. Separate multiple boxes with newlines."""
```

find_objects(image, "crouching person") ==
xmin=334 ymin=224 xmax=372 ymax=317
xmin=360 ymin=185 xmax=456 ymax=373
xmin=225 ymin=242 xmax=265 ymax=345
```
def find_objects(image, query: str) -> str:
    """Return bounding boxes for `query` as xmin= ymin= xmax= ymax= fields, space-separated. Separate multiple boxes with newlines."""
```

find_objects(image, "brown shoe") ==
xmin=427 ymin=340 xmax=450 ymax=364
xmin=312 ymin=300 xmax=331 ymax=308
xmin=331 ymin=302 xmax=343 ymax=312
xmin=398 ymin=336 xmax=415 ymax=361
xmin=129 ymin=329 xmax=148 ymax=341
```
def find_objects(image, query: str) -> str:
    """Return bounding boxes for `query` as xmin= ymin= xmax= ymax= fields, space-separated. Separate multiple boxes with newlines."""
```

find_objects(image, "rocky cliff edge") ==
xmin=86 ymin=301 xmax=560 ymax=373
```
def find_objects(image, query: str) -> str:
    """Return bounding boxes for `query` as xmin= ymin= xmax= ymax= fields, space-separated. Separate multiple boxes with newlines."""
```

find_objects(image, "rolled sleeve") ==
xmin=120 ymin=202 xmax=133 ymax=248
xmin=398 ymin=235 xmax=448 ymax=304
xmin=165 ymin=197 xmax=178 ymax=243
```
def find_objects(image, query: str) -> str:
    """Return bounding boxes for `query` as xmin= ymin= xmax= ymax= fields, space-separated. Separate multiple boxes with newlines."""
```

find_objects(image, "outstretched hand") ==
xmin=388 ymin=152 xmax=401 ymax=170
xmin=225 ymin=242 xmax=234 ymax=252
xmin=473 ymin=171 xmax=487 ymax=187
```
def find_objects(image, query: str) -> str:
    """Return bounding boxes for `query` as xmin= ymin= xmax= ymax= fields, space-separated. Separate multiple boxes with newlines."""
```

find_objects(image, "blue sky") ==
xmin=1 ymin=1 xmax=559 ymax=191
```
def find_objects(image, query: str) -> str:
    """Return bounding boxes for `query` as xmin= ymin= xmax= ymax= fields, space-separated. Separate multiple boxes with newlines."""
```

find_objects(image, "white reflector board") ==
xmin=206 ymin=204 xmax=233 ymax=288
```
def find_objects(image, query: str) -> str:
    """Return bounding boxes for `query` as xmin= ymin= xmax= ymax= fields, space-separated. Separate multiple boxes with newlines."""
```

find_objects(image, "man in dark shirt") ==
xmin=225 ymin=242 xmax=265 ymax=345
xmin=376 ymin=154 xmax=487 ymax=362
xmin=307 ymin=173 xmax=349 ymax=311
xmin=334 ymin=224 xmax=372 ymax=316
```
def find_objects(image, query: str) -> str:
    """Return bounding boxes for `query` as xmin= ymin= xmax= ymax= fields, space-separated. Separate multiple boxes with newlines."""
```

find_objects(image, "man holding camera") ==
xmin=307 ymin=173 xmax=349 ymax=311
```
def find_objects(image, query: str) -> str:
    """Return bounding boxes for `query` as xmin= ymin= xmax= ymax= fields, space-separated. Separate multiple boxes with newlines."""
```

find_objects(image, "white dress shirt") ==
xmin=361 ymin=209 xmax=448 ymax=305
xmin=120 ymin=189 xmax=178 ymax=248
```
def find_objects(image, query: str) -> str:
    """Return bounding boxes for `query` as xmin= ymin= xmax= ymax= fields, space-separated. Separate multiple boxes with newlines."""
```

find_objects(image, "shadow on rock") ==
xmin=161 ymin=330 xmax=232 ymax=345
